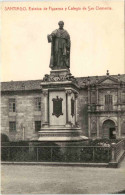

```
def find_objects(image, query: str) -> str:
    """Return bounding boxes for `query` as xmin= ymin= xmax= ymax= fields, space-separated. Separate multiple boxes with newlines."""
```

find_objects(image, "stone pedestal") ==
xmin=38 ymin=69 xmax=87 ymax=142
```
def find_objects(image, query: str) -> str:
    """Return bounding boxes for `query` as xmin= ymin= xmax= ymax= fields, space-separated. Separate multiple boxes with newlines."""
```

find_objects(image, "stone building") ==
xmin=1 ymin=71 xmax=125 ymax=141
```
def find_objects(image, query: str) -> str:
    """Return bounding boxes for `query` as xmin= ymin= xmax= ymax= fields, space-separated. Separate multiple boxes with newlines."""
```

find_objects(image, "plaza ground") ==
xmin=1 ymin=159 xmax=125 ymax=194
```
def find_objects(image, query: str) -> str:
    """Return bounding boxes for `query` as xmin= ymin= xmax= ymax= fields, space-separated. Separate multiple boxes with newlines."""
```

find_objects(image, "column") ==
xmin=43 ymin=90 xmax=49 ymax=125
xmin=88 ymin=87 xmax=91 ymax=112
xmin=88 ymin=114 xmax=91 ymax=137
xmin=87 ymin=84 xmax=91 ymax=137
xmin=65 ymin=89 xmax=72 ymax=126
xmin=97 ymin=116 xmax=99 ymax=138
xmin=118 ymin=113 xmax=121 ymax=138
xmin=75 ymin=93 xmax=78 ymax=126
xmin=117 ymin=86 xmax=121 ymax=138
xmin=96 ymin=87 xmax=99 ymax=111
xmin=117 ymin=86 xmax=121 ymax=111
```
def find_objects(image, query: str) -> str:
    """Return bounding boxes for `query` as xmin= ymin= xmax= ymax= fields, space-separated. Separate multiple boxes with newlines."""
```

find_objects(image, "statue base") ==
xmin=39 ymin=68 xmax=88 ymax=143
xmin=38 ymin=126 xmax=87 ymax=142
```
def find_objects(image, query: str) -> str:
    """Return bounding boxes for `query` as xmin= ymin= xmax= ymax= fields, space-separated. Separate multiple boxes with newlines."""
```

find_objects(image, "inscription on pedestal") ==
xmin=52 ymin=96 xmax=63 ymax=118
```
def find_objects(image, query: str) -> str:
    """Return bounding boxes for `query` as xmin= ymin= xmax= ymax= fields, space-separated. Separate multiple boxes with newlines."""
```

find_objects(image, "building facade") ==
xmin=1 ymin=72 xmax=125 ymax=141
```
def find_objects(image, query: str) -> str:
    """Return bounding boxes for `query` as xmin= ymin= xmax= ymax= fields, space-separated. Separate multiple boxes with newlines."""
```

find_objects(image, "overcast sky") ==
xmin=1 ymin=0 xmax=124 ymax=82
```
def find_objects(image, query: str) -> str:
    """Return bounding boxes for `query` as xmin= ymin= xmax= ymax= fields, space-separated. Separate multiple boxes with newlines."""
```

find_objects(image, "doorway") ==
xmin=102 ymin=120 xmax=116 ymax=139
xmin=109 ymin=128 xmax=116 ymax=139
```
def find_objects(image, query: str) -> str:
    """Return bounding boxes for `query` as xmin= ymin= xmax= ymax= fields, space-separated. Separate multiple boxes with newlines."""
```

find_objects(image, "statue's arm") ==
xmin=47 ymin=30 xmax=57 ymax=43
xmin=47 ymin=34 xmax=52 ymax=43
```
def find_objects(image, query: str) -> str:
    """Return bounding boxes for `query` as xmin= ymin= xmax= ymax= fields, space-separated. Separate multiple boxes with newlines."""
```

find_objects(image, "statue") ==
xmin=47 ymin=21 xmax=71 ymax=69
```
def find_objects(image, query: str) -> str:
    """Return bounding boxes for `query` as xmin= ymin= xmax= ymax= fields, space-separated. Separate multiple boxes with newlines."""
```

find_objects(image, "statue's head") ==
xmin=58 ymin=21 xmax=64 ymax=29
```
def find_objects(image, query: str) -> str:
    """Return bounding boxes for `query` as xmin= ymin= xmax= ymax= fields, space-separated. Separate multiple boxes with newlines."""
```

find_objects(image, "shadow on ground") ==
xmin=114 ymin=190 xmax=125 ymax=194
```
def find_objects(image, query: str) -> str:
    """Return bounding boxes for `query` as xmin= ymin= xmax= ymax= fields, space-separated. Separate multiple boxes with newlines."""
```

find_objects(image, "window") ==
xmin=105 ymin=95 xmax=113 ymax=110
xmin=91 ymin=122 xmax=97 ymax=137
xmin=9 ymin=122 xmax=16 ymax=132
xmin=91 ymin=104 xmax=96 ymax=112
xmin=121 ymin=93 xmax=125 ymax=103
xmin=91 ymin=91 xmax=96 ymax=104
xmin=121 ymin=122 xmax=125 ymax=135
xmin=35 ymin=121 xmax=41 ymax=132
xmin=9 ymin=98 xmax=16 ymax=112
xmin=35 ymin=97 xmax=41 ymax=111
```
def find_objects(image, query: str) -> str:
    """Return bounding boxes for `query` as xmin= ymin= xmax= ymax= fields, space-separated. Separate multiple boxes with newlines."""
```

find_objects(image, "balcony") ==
xmin=88 ymin=104 xmax=124 ymax=113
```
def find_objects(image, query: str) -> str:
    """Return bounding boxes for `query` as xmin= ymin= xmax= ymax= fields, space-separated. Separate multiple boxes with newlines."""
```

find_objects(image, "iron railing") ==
xmin=1 ymin=145 xmax=111 ymax=163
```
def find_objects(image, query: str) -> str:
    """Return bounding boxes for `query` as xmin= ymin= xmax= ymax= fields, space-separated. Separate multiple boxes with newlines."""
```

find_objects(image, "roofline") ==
xmin=1 ymin=74 xmax=125 ymax=83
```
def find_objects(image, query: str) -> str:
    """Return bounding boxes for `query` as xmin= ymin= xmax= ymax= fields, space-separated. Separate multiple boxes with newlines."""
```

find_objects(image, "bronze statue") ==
xmin=47 ymin=21 xmax=70 ymax=69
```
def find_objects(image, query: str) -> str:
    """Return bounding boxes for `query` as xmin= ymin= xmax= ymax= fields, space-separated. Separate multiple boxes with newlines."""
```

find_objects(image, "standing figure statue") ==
xmin=47 ymin=21 xmax=71 ymax=69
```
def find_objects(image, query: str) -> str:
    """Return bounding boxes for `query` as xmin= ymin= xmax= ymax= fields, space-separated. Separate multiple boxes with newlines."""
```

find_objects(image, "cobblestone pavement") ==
xmin=1 ymin=159 xmax=125 ymax=194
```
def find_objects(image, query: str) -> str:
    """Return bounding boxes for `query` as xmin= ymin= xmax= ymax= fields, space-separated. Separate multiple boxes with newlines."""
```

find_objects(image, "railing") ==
xmin=1 ymin=145 xmax=111 ymax=163
xmin=89 ymin=105 xmax=120 ymax=112
xmin=110 ymin=140 xmax=125 ymax=163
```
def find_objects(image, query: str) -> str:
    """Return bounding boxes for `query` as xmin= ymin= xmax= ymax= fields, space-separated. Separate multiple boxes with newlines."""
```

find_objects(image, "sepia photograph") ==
xmin=1 ymin=0 xmax=125 ymax=194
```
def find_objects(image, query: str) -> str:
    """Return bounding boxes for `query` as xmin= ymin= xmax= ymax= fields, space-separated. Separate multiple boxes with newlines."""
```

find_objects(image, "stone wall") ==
xmin=77 ymin=89 xmax=88 ymax=137
xmin=1 ymin=91 xmax=44 ymax=141
xmin=98 ymin=89 xmax=118 ymax=111
xmin=1 ymin=79 xmax=125 ymax=141
xmin=1 ymin=89 xmax=87 ymax=141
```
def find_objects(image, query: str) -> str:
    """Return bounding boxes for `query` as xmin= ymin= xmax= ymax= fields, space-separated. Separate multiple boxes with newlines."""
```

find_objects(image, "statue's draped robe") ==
xmin=48 ymin=29 xmax=70 ymax=68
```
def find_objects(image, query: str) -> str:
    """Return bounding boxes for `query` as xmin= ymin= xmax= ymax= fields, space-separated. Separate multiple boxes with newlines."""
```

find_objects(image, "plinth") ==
xmin=38 ymin=69 xmax=87 ymax=142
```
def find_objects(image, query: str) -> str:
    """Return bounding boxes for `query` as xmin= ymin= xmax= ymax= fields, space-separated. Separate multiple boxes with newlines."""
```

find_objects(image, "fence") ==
xmin=1 ymin=145 xmax=111 ymax=163
xmin=110 ymin=139 xmax=125 ymax=163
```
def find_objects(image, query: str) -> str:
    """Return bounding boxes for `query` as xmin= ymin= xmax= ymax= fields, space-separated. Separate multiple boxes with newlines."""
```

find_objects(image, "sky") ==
xmin=1 ymin=0 xmax=124 ymax=82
